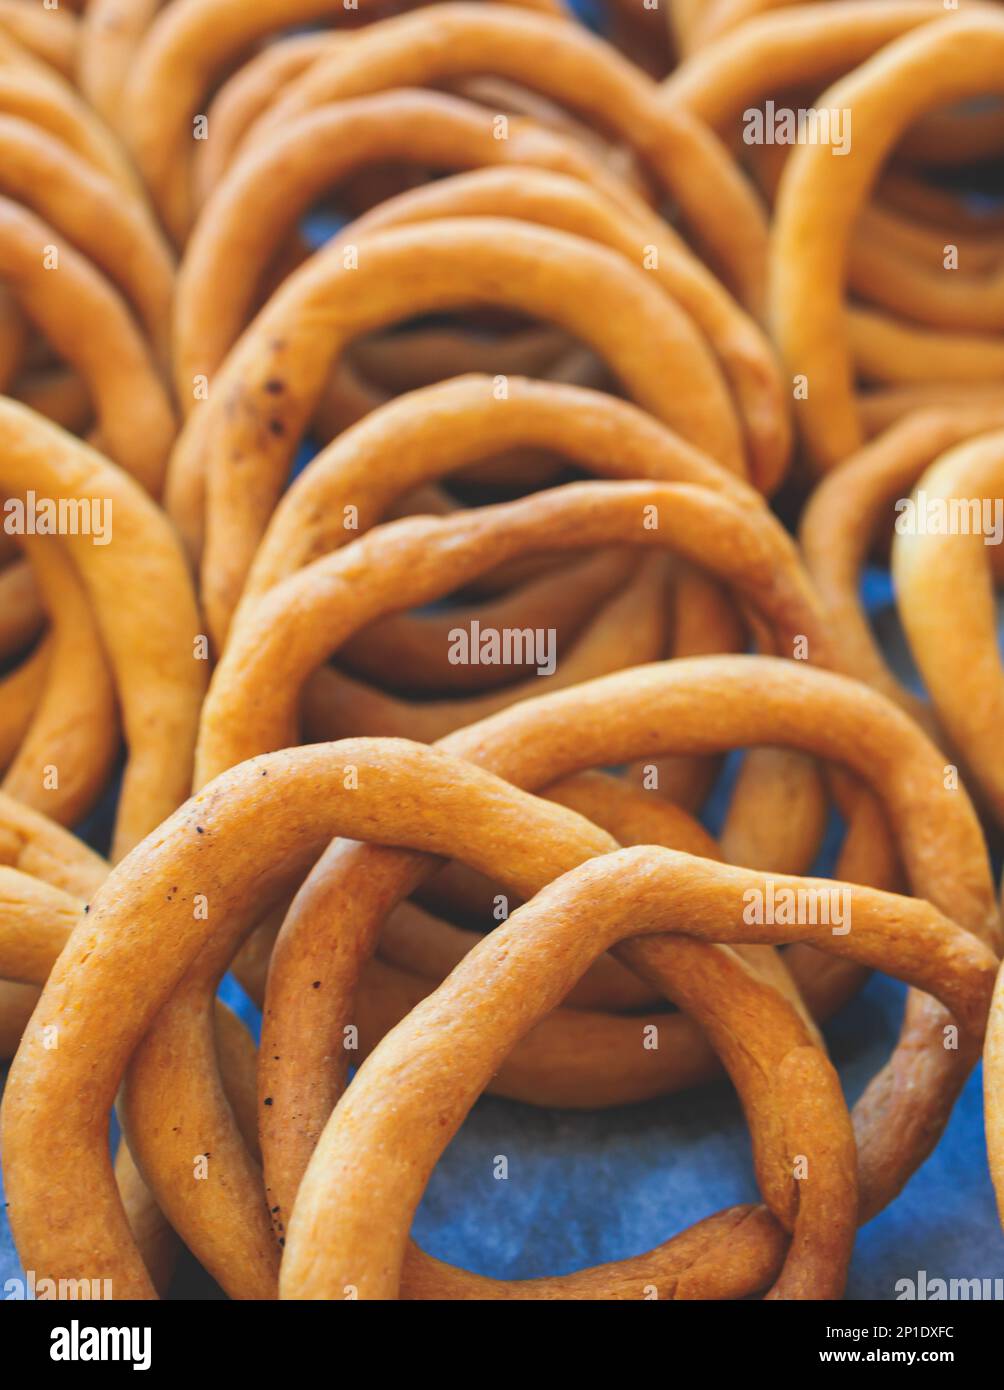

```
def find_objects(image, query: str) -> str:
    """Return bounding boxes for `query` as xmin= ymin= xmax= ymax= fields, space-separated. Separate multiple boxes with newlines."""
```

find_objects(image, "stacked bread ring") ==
xmin=1 ymin=0 xmax=1004 ymax=1304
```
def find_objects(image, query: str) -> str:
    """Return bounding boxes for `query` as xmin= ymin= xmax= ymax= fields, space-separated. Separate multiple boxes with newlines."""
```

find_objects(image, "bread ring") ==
xmin=197 ymin=479 xmax=824 ymax=782
xmin=801 ymin=407 xmax=1004 ymax=728
xmin=0 ymin=401 xmax=204 ymax=859
xmin=172 ymin=219 xmax=745 ymax=646
xmin=345 ymin=166 xmax=790 ymax=494
xmin=281 ymin=839 xmax=987 ymax=1298
xmin=121 ymin=0 xmax=566 ymax=243
xmin=0 ymin=0 xmax=79 ymax=79
xmin=770 ymin=10 xmax=1004 ymax=472
xmin=0 ymin=553 xmax=43 ymax=658
xmin=2 ymin=535 xmax=118 ymax=826
xmin=77 ymin=0 xmax=163 ymax=126
xmin=0 ymin=197 xmax=175 ymax=493
xmin=661 ymin=1 xmax=963 ymax=128
xmin=173 ymin=88 xmax=657 ymax=410
xmin=0 ymin=115 xmax=175 ymax=366
xmin=234 ymin=375 xmax=758 ymax=635
xmin=259 ymin=657 xmax=997 ymax=1242
xmin=0 ymin=638 xmax=49 ymax=771
xmin=239 ymin=3 xmax=768 ymax=308
xmin=192 ymin=31 xmax=342 ymax=202
xmin=293 ymin=852 xmax=861 ymax=1300
xmin=302 ymin=552 xmax=671 ymax=743
xmin=6 ymin=732 xmax=920 ymax=1299
xmin=892 ymin=429 xmax=1004 ymax=827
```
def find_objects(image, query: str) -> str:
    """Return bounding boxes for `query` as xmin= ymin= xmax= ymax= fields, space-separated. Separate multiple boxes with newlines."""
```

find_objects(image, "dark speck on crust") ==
xmin=264 ymin=1097 xmax=273 ymax=1106
xmin=264 ymin=379 xmax=284 ymax=394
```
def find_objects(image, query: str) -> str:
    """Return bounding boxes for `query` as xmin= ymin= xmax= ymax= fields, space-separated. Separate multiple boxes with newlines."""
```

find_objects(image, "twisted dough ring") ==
xmin=0 ymin=198 xmax=174 ymax=494
xmin=661 ymin=1 xmax=971 ymax=127
xmin=118 ymin=652 xmax=993 ymax=1296
xmin=0 ymin=0 xmax=79 ymax=80
xmin=891 ymin=430 xmax=1004 ymax=829
xmin=343 ymin=166 xmax=789 ymax=494
xmin=0 ymin=33 xmax=142 ymax=194
xmin=1 ymin=535 xmax=118 ymax=827
xmin=193 ymin=31 xmax=344 ymax=198
xmin=0 ymin=401 xmax=204 ymax=859
xmin=77 ymin=0 xmax=164 ymax=125
xmin=257 ymin=659 xmax=997 ymax=1260
xmin=191 ymin=146 xmax=788 ymax=497
xmin=800 ymin=406 xmax=1004 ymax=733
xmin=281 ymin=838 xmax=989 ymax=1300
xmin=0 ymin=115 xmax=175 ymax=366
xmin=196 ymin=479 xmax=826 ymax=782
xmin=770 ymin=10 xmax=1004 ymax=474
xmin=173 ymin=88 xmax=651 ymax=405
xmin=120 ymin=0 xmax=565 ymax=242
xmin=168 ymin=218 xmax=745 ymax=647
xmin=232 ymin=373 xmax=757 ymax=620
xmin=0 ymin=827 xmax=260 ymax=1293
xmin=0 ymin=733 xmax=871 ymax=1300
xmin=236 ymin=4 xmax=767 ymax=309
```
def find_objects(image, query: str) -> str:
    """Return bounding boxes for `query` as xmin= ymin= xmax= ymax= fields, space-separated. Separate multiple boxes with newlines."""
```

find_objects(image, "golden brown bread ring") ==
xmin=661 ymin=1 xmax=969 ymax=126
xmin=260 ymin=658 xmax=997 ymax=1242
xmin=848 ymin=207 xmax=1004 ymax=334
xmin=402 ymin=1205 xmax=790 ymax=1300
xmin=77 ymin=0 xmax=163 ymax=126
xmin=0 ymin=115 xmax=175 ymax=366
xmin=174 ymin=88 xmax=651 ymax=410
xmin=850 ymin=308 xmax=1004 ymax=387
xmin=858 ymin=384 xmax=1004 ymax=438
xmin=801 ymin=407 xmax=1004 ymax=732
xmin=299 ymin=858 xmax=863 ymax=1300
xmin=892 ymin=430 xmax=1004 ymax=828
xmin=240 ymin=3 xmax=768 ymax=310
xmin=172 ymin=219 xmax=746 ymax=648
xmin=0 ymin=858 xmax=260 ymax=1291
xmin=0 ymin=787 xmax=105 ymax=895
xmin=0 ymin=37 xmax=144 ymax=194
xmin=197 ymin=479 xmax=825 ymax=783
xmin=340 ymin=548 xmax=640 ymax=695
xmin=0 ymin=0 xmax=79 ymax=79
xmin=345 ymin=166 xmax=790 ymax=496
xmin=222 ymin=370 xmax=748 ymax=710
xmin=193 ymin=31 xmax=342 ymax=201
xmin=0 ymin=401 xmax=205 ymax=860
xmin=770 ymin=11 xmax=1004 ymax=473
xmin=0 ymin=554 xmax=44 ymax=659
xmin=377 ymin=769 xmax=817 ymax=1034
xmin=2 ymin=535 xmax=118 ymax=826
xmin=302 ymin=552 xmax=671 ymax=743
xmin=298 ymin=841 xmax=1004 ymax=1297
xmin=2 ymin=733 xmax=884 ymax=1299
xmin=0 ymin=639 xmax=49 ymax=773
xmin=121 ymin=0 xmax=567 ymax=243
xmin=0 ymin=197 xmax=175 ymax=495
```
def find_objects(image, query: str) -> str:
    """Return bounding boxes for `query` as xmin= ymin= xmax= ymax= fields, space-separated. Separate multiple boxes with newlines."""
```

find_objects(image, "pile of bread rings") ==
xmin=0 ymin=0 xmax=1003 ymax=1303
